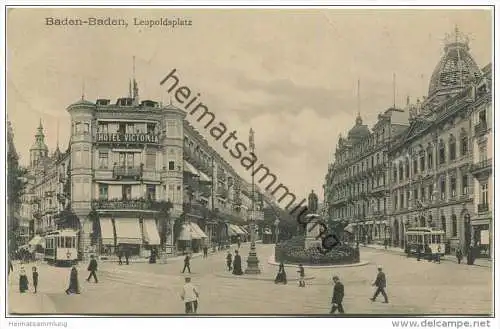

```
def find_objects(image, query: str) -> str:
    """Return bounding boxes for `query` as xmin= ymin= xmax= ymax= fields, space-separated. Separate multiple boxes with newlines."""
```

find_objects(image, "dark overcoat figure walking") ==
xmin=32 ymin=266 xmax=39 ymax=293
xmin=370 ymin=266 xmax=388 ymax=303
xmin=456 ymin=248 xmax=463 ymax=264
xmin=182 ymin=254 xmax=191 ymax=274
xmin=65 ymin=266 xmax=80 ymax=294
xmin=86 ymin=255 xmax=99 ymax=283
xmin=226 ymin=252 xmax=233 ymax=271
xmin=330 ymin=276 xmax=345 ymax=314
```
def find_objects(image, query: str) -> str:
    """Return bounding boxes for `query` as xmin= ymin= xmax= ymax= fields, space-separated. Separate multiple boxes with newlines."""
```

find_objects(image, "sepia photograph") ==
xmin=2 ymin=3 xmax=495 ymax=323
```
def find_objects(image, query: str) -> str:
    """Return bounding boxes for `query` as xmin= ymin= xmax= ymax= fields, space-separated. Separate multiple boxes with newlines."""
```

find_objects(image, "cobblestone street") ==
xmin=8 ymin=244 xmax=493 ymax=315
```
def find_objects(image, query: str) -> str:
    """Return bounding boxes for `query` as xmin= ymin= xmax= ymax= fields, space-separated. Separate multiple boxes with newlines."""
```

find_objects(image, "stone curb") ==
xmin=362 ymin=245 xmax=492 ymax=269
xmin=267 ymin=256 xmax=370 ymax=269
xmin=214 ymin=273 xmax=316 ymax=282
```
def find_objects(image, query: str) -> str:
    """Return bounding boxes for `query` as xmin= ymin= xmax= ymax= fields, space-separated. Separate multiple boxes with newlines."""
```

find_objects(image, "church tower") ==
xmin=29 ymin=119 xmax=49 ymax=168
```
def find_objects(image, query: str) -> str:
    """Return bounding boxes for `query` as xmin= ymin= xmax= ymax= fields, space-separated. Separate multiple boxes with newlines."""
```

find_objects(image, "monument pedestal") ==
xmin=245 ymin=244 xmax=261 ymax=274
xmin=305 ymin=221 xmax=323 ymax=249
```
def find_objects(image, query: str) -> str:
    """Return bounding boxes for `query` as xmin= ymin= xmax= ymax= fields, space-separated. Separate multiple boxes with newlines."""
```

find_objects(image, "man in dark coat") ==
xmin=8 ymin=259 xmax=13 ymax=277
xmin=226 ymin=251 xmax=233 ymax=271
xmin=86 ymin=255 xmax=99 ymax=283
xmin=456 ymin=248 xmax=463 ymax=264
xmin=370 ymin=266 xmax=388 ymax=303
xmin=330 ymin=276 xmax=345 ymax=314
xmin=232 ymin=250 xmax=243 ymax=275
xmin=66 ymin=266 xmax=80 ymax=294
xmin=125 ymin=248 xmax=130 ymax=265
xmin=118 ymin=246 xmax=123 ymax=265
xmin=182 ymin=254 xmax=191 ymax=274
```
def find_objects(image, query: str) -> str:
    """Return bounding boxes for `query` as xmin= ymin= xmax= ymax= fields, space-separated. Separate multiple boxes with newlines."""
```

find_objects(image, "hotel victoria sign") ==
xmin=95 ymin=132 xmax=160 ymax=144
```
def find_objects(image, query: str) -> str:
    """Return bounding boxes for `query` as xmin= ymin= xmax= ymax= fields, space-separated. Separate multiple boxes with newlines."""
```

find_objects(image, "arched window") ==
xmin=452 ymin=214 xmax=458 ymax=237
xmin=441 ymin=216 xmax=446 ymax=232
xmin=405 ymin=159 xmax=410 ymax=178
xmin=399 ymin=162 xmax=403 ymax=182
xmin=439 ymin=139 xmax=446 ymax=164
xmin=449 ymin=135 xmax=456 ymax=161
xmin=460 ymin=133 xmax=468 ymax=156
xmin=427 ymin=144 xmax=434 ymax=170
xmin=419 ymin=151 xmax=425 ymax=172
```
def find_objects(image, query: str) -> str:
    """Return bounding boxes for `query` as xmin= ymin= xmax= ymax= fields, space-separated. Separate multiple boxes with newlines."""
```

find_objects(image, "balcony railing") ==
xmin=474 ymin=122 xmax=488 ymax=137
xmin=113 ymin=165 xmax=143 ymax=179
xmin=470 ymin=158 xmax=492 ymax=175
xmin=478 ymin=203 xmax=489 ymax=213
xmin=91 ymin=199 xmax=161 ymax=211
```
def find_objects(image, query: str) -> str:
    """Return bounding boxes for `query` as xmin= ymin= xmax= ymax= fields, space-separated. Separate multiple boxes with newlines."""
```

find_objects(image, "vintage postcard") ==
xmin=3 ymin=4 xmax=495 ymax=323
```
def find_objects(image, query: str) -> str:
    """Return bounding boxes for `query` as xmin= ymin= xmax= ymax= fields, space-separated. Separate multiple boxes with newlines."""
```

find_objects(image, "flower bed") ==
xmin=275 ymin=237 xmax=360 ymax=265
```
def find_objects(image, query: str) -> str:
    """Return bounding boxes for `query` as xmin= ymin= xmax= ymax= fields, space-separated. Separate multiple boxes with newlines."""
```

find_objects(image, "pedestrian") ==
xmin=274 ymin=262 xmax=287 ymax=284
xmin=297 ymin=264 xmax=305 ymax=287
xmin=384 ymin=239 xmax=388 ymax=250
xmin=86 ymin=255 xmax=99 ymax=283
xmin=417 ymin=244 xmax=422 ymax=261
xmin=125 ymin=248 xmax=130 ymax=265
xmin=436 ymin=245 xmax=442 ymax=264
xmin=226 ymin=251 xmax=233 ymax=271
xmin=182 ymin=254 xmax=191 ymax=274
xmin=232 ymin=250 xmax=243 ymax=275
xmin=8 ymin=258 xmax=13 ymax=278
xmin=65 ymin=265 xmax=80 ymax=295
xmin=330 ymin=275 xmax=345 ymax=314
xmin=19 ymin=266 xmax=29 ymax=293
xmin=32 ymin=266 xmax=39 ymax=294
xmin=456 ymin=248 xmax=463 ymax=264
xmin=370 ymin=265 xmax=388 ymax=303
xmin=237 ymin=236 xmax=241 ymax=249
xmin=203 ymin=246 xmax=208 ymax=259
xmin=118 ymin=246 xmax=123 ymax=265
xmin=181 ymin=277 xmax=199 ymax=314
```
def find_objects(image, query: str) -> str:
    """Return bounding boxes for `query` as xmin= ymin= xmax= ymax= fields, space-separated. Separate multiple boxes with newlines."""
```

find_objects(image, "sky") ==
xmin=6 ymin=8 xmax=492 ymax=203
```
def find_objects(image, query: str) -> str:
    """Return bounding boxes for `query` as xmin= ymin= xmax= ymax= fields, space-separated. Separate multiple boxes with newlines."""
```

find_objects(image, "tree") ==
xmin=154 ymin=200 xmax=173 ymax=247
xmin=7 ymin=121 xmax=26 ymax=255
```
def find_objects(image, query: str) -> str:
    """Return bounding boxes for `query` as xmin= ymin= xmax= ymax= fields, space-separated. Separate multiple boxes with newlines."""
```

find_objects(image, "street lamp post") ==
xmin=245 ymin=128 xmax=261 ymax=274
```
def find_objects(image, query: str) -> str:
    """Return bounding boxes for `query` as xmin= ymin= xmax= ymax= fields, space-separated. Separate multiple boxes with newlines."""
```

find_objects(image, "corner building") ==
xmin=324 ymin=28 xmax=492 ymax=257
xmin=324 ymin=109 xmax=408 ymax=244
xmin=388 ymin=28 xmax=491 ymax=257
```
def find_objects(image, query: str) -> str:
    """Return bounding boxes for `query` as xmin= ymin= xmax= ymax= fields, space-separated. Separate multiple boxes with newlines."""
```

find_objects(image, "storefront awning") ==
xmin=115 ymin=218 xmax=142 ymax=245
xmin=178 ymin=222 xmax=208 ymax=240
xmin=233 ymin=225 xmax=246 ymax=235
xmin=184 ymin=160 xmax=200 ymax=176
xmin=198 ymin=171 xmax=211 ymax=183
xmin=227 ymin=225 xmax=238 ymax=236
xmin=239 ymin=226 xmax=249 ymax=235
xmin=190 ymin=222 xmax=208 ymax=239
xmin=143 ymin=219 xmax=161 ymax=245
xmin=100 ymin=218 xmax=115 ymax=245
xmin=28 ymin=235 xmax=45 ymax=248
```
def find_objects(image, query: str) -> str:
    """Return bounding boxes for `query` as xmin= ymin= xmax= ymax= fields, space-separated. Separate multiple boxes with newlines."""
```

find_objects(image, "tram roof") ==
xmin=405 ymin=227 xmax=445 ymax=233
xmin=45 ymin=229 xmax=78 ymax=237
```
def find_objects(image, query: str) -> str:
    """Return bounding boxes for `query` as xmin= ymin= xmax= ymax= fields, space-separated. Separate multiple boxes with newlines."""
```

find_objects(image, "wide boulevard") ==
xmin=8 ymin=243 xmax=492 ymax=315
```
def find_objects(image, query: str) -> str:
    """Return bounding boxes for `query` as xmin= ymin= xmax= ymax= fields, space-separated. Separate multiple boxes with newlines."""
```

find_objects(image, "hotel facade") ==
xmin=21 ymin=82 xmax=264 ymax=258
xmin=324 ymin=28 xmax=493 ymax=258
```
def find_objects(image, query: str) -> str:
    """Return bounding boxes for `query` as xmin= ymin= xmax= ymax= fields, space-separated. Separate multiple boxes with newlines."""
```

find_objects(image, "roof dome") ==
xmin=348 ymin=113 xmax=370 ymax=140
xmin=428 ymin=27 xmax=483 ymax=98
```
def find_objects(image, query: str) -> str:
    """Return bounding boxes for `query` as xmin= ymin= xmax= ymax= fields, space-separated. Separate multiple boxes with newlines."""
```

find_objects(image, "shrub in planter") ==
xmin=275 ymin=241 xmax=359 ymax=265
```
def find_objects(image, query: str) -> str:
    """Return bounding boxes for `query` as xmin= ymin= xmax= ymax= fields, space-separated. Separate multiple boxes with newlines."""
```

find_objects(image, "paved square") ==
xmin=8 ymin=244 xmax=493 ymax=315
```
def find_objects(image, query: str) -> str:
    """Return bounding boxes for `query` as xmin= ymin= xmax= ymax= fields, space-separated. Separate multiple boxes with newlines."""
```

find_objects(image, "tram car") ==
xmin=404 ymin=227 xmax=445 ymax=257
xmin=44 ymin=230 xmax=79 ymax=266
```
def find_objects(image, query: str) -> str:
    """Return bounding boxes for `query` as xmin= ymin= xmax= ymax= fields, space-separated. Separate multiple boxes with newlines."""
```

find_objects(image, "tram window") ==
xmin=436 ymin=235 xmax=441 ymax=244
xmin=72 ymin=237 xmax=76 ymax=248
xmin=431 ymin=235 xmax=435 ymax=243
xmin=65 ymin=237 xmax=72 ymax=248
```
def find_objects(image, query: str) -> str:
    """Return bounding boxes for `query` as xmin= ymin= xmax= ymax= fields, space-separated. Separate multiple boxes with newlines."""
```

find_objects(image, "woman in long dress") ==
xmin=274 ymin=262 xmax=287 ymax=284
xmin=232 ymin=250 xmax=243 ymax=275
xmin=65 ymin=266 xmax=80 ymax=295
xmin=19 ymin=266 xmax=29 ymax=293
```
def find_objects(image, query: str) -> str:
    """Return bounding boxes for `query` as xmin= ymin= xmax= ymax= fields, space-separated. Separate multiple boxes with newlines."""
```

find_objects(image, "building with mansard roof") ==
xmin=387 ymin=27 xmax=492 ymax=258
xmin=19 ymin=79 xmax=266 ymax=258
xmin=324 ymin=27 xmax=492 ymax=258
